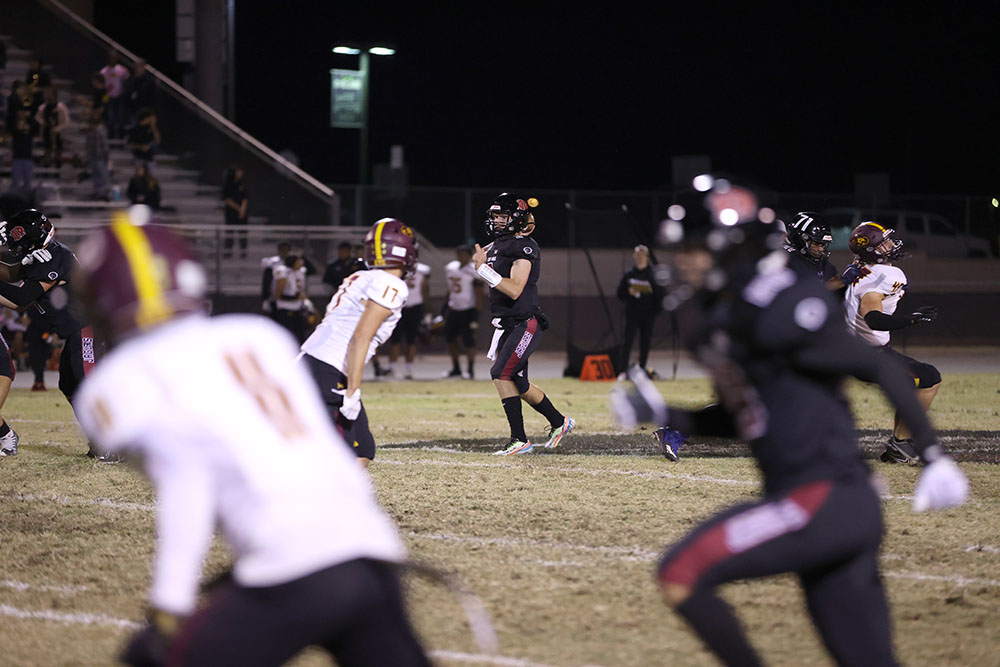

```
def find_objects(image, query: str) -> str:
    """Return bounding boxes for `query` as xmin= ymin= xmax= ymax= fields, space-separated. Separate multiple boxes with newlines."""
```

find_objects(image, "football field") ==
xmin=2 ymin=355 xmax=999 ymax=666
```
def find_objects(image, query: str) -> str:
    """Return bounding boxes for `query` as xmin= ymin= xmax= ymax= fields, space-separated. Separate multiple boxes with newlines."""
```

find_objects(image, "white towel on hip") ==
xmin=486 ymin=318 xmax=503 ymax=360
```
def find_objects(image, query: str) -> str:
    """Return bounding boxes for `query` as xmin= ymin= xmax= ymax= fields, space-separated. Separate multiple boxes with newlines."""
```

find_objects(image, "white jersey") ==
xmin=301 ymin=268 xmax=408 ymax=371
xmin=272 ymin=264 xmax=306 ymax=310
xmin=402 ymin=263 xmax=431 ymax=307
xmin=445 ymin=259 xmax=480 ymax=311
xmin=73 ymin=314 xmax=406 ymax=615
xmin=844 ymin=263 xmax=908 ymax=346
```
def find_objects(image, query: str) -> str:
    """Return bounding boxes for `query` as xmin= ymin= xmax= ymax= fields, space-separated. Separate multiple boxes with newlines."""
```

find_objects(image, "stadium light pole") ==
xmin=333 ymin=45 xmax=396 ymax=186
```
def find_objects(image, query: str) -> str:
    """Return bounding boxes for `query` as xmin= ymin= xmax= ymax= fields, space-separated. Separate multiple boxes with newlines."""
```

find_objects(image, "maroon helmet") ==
xmin=364 ymin=218 xmax=418 ymax=277
xmin=849 ymin=221 xmax=904 ymax=264
xmin=73 ymin=212 xmax=208 ymax=345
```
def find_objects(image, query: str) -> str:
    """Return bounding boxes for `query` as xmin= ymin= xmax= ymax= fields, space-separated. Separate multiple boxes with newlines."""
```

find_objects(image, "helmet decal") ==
xmin=110 ymin=215 xmax=173 ymax=330
xmin=9 ymin=226 xmax=25 ymax=241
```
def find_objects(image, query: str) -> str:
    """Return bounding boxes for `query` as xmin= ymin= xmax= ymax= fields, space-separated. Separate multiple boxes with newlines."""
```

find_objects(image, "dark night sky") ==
xmin=98 ymin=3 xmax=998 ymax=195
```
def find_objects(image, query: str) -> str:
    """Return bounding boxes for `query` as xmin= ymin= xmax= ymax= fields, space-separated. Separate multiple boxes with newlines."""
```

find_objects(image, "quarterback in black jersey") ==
xmin=0 ymin=210 xmax=96 ymax=439
xmin=612 ymin=176 xmax=968 ymax=667
xmin=473 ymin=194 xmax=574 ymax=455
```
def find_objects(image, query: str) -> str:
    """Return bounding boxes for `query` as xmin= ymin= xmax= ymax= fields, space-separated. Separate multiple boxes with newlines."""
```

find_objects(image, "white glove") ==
xmin=21 ymin=248 xmax=52 ymax=265
xmin=340 ymin=388 xmax=362 ymax=421
xmin=422 ymin=313 xmax=433 ymax=328
xmin=913 ymin=457 xmax=969 ymax=512
xmin=609 ymin=366 xmax=668 ymax=429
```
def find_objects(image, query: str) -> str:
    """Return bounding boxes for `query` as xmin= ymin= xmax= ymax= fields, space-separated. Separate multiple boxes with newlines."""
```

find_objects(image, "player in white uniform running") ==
xmin=843 ymin=221 xmax=941 ymax=463
xmin=72 ymin=215 xmax=429 ymax=667
xmin=389 ymin=260 xmax=431 ymax=379
xmin=299 ymin=218 xmax=417 ymax=466
xmin=443 ymin=245 xmax=483 ymax=379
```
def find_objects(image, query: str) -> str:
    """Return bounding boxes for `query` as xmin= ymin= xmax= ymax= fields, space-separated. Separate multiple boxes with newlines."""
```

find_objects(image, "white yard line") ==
xmin=0 ymin=580 xmax=88 ymax=595
xmin=883 ymin=572 xmax=1000 ymax=587
xmin=963 ymin=544 xmax=1000 ymax=554
xmin=430 ymin=650 xmax=579 ymax=667
xmin=1 ymin=493 xmax=154 ymax=512
xmin=409 ymin=531 xmax=660 ymax=562
xmin=0 ymin=604 xmax=141 ymax=629
xmin=378 ymin=457 xmax=761 ymax=487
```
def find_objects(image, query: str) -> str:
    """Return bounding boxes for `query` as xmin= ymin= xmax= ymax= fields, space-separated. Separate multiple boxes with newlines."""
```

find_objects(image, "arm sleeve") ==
xmin=616 ymin=273 xmax=630 ymax=302
xmin=145 ymin=447 xmax=216 ymax=615
xmin=667 ymin=403 xmax=739 ymax=438
xmin=793 ymin=329 xmax=937 ymax=453
xmin=0 ymin=280 xmax=46 ymax=308
xmin=864 ymin=309 xmax=912 ymax=331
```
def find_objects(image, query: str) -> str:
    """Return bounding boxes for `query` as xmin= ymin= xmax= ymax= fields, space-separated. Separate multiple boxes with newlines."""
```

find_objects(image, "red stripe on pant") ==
xmin=659 ymin=479 xmax=833 ymax=589
xmin=498 ymin=317 xmax=537 ymax=381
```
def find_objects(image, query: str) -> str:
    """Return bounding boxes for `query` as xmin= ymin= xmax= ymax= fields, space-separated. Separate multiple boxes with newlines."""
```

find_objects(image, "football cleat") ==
xmin=493 ymin=439 xmax=533 ymax=456
xmin=880 ymin=436 xmax=919 ymax=464
xmin=31 ymin=381 xmax=47 ymax=391
xmin=542 ymin=417 xmax=575 ymax=449
xmin=443 ymin=368 xmax=463 ymax=378
xmin=0 ymin=429 xmax=19 ymax=457
xmin=653 ymin=427 xmax=685 ymax=462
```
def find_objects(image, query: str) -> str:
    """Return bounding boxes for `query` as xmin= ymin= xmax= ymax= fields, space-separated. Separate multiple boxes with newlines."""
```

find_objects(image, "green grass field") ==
xmin=2 ymin=375 xmax=999 ymax=666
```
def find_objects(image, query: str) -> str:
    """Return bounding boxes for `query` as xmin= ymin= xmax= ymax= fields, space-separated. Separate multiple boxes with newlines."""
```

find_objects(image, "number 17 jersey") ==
xmin=301 ymin=268 xmax=409 ymax=372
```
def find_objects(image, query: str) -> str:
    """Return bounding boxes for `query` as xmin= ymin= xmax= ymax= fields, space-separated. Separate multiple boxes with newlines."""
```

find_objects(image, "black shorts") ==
xmin=489 ymin=316 xmax=542 ymax=394
xmin=658 ymin=478 xmax=895 ymax=666
xmin=444 ymin=307 xmax=477 ymax=347
xmin=169 ymin=559 xmax=430 ymax=667
xmin=0 ymin=331 xmax=14 ymax=380
xmin=301 ymin=353 xmax=377 ymax=460
xmin=391 ymin=304 xmax=424 ymax=345
xmin=880 ymin=345 xmax=941 ymax=389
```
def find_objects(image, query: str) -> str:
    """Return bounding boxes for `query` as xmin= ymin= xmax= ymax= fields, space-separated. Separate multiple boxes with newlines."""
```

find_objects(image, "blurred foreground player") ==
xmin=72 ymin=215 xmax=429 ymax=667
xmin=299 ymin=218 xmax=416 ymax=466
xmin=475 ymin=193 xmax=574 ymax=454
xmin=611 ymin=175 xmax=968 ymax=667
xmin=844 ymin=221 xmax=941 ymax=463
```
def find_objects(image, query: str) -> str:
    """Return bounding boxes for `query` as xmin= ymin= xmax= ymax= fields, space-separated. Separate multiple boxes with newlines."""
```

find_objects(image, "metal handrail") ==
xmin=36 ymin=0 xmax=335 ymax=202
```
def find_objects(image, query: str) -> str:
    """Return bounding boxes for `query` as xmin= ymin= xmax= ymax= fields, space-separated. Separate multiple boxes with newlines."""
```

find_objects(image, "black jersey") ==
xmin=785 ymin=248 xmax=838 ymax=282
xmin=675 ymin=267 xmax=876 ymax=495
xmin=21 ymin=240 xmax=84 ymax=337
xmin=485 ymin=235 xmax=540 ymax=320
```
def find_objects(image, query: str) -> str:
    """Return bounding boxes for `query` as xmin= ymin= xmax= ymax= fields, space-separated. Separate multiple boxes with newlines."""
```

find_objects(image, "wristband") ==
xmin=477 ymin=264 xmax=502 ymax=288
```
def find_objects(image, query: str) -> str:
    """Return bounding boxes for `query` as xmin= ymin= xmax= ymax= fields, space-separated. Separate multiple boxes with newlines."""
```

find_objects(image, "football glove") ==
xmin=839 ymin=262 xmax=864 ymax=285
xmin=909 ymin=306 xmax=938 ymax=324
xmin=121 ymin=609 xmax=184 ymax=667
xmin=340 ymin=388 xmax=362 ymax=421
xmin=609 ymin=365 xmax=668 ymax=429
xmin=21 ymin=248 xmax=52 ymax=265
xmin=912 ymin=456 xmax=968 ymax=512
xmin=0 ymin=220 xmax=6 ymax=246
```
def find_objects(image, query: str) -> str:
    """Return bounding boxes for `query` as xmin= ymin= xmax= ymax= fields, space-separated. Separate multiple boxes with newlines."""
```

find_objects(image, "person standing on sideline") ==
xmin=616 ymin=244 xmax=662 ymax=379
xmin=322 ymin=241 xmax=356 ymax=294
xmin=474 ymin=193 xmax=574 ymax=455
xmin=843 ymin=220 xmax=941 ymax=463
xmin=272 ymin=250 xmax=308 ymax=343
xmin=260 ymin=241 xmax=292 ymax=315
xmin=71 ymin=218 xmax=430 ymax=667
xmin=299 ymin=218 xmax=416 ymax=467
xmin=611 ymin=174 xmax=968 ymax=667
xmin=222 ymin=165 xmax=248 ymax=258
xmin=83 ymin=107 xmax=111 ymax=200
xmin=443 ymin=244 xmax=483 ymax=379
xmin=388 ymin=260 xmax=431 ymax=380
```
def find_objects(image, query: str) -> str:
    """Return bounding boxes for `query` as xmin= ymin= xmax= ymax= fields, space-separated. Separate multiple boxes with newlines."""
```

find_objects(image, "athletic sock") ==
xmin=0 ymin=421 xmax=9 ymax=437
xmin=676 ymin=591 xmax=763 ymax=667
xmin=452 ymin=359 xmax=461 ymax=372
xmin=530 ymin=395 xmax=565 ymax=428
xmin=501 ymin=396 xmax=527 ymax=442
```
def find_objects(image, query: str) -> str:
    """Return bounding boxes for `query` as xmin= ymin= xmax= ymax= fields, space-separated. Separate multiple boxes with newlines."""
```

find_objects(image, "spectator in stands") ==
xmin=322 ymin=241 xmax=355 ymax=293
xmin=9 ymin=109 xmax=37 ymax=196
xmin=5 ymin=81 xmax=31 ymax=133
xmin=35 ymin=87 xmax=70 ymax=167
xmin=126 ymin=107 xmax=160 ymax=170
xmin=222 ymin=165 xmax=249 ymax=258
xmin=126 ymin=162 xmax=161 ymax=210
xmin=88 ymin=71 xmax=109 ymax=120
xmin=100 ymin=51 xmax=130 ymax=139
xmin=84 ymin=108 xmax=110 ymax=200
xmin=127 ymin=58 xmax=157 ymax=117
xmin=25 ymin=57 xmax=50 ymax=112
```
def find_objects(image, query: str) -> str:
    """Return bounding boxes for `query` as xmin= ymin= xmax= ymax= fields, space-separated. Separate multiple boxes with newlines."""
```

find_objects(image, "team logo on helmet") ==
xmin=854 ymin=235 xmax=870 ymax=246
xmin=9 ymin=226 xmax=25 ymax=241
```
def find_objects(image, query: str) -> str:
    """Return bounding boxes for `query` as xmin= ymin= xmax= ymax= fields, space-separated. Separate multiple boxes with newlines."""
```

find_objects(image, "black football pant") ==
xmin=300 ymin=353 xmax=376 ymax=459
xmin=658 ymin=478 xmax=898 ymax=667
xmin=168 ymin=559 xmax=430 ymax=667
xmin=621 ymin=311 xmax=656 ymax=371
xmin=26 ymin=319 xmax=49 ymax=383
xmin=490 ymin=316 xmax=542 ymax=394
xmin=58 ymin=328 xmax=97 ymax=404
